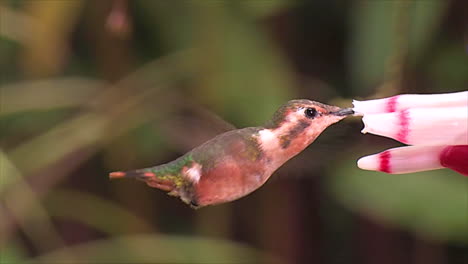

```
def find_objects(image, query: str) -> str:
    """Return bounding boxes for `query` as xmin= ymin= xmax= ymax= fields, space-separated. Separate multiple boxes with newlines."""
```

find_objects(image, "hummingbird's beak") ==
xmin=331 ymin=108 xmax=354 ymax=116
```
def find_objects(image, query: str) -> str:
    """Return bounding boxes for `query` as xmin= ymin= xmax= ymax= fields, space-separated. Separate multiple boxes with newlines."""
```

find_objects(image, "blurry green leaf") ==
xmin=0 ymin=151 xmax=68 ymax=253
xmin=0 ymin=78 xmax=105 ymax=116
xmin=28 ymin=234 xmax=281 ymax=264
xmin=349 ymin=1 xmax=395 ymax=93
xmin=192 ymin=4 xmax=294 ymax=126
xmin=327 ymin=154 xmax=468 ymax=244
xmin=0 ymin=149 xmax=20 ymax=193
xmin=0 ymin=55 xmax=189 ymax=254
xmin=105 ymin=122 xmax=173 ymax=169
xmin=349 ymin=0 xmax=446 ymax=94
xmin=427 ymin=43 xmax=468 ymax=91
xmin=0 ymin=242 xmax=27 ymax=264
xmin=5 ymin=63 xmax=174 ymax=175
xmin=240 ymin=0 xmax=292 ymax=18
xmin=0 ymin=109 xmax=73 ymax=140
xmin=43 ymin=189 xmax=153 ymax=235
xmin=9 ymin=112 xmax=109 ymax=175
xmin=408 ymin=0 xmax=446 ymax=61
xmin=0 ymin=38 xmax=20 ymax=83
xmin=0 ymin=5 xmax=35 ymax=43
xmin=21 ymin=0 xmax=84 ymax=76
xmin=136 ymin=0 xmax=194 ymax=51
xmin=137 ymin=1 xmax=294 ymax=126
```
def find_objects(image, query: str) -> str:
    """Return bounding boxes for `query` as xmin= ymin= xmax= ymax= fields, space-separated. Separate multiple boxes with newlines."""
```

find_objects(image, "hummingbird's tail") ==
xmin=109 ymin=169 xmax=176 ymax=192
xmin=109 ymin=170 xmax=154 ymax=179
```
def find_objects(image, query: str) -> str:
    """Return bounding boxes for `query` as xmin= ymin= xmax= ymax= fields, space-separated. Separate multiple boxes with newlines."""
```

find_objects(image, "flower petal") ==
xmin=439 ymin=145 xmax=468 ymax=176
xmin=353 ymin=91 xmax=468 ymax=115
xmin=360 ymin=107 xmax=468 ymax=145
xmin=357 ymin=145 xmax=447 ymax=174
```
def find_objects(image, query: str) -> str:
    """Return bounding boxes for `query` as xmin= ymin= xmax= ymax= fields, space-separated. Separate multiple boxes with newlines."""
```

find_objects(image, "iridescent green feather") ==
xmin=141 ymin=154 xmax=194 ymax=187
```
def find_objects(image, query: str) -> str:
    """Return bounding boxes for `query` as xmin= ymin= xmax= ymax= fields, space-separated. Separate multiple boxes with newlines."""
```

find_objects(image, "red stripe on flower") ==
xmin=386 ymin=96 xmax=399 ymax=112
xmin=396 ymin=109 xmax=410 ymax=143
xmin=379 ymin=151 xmax=392 ymax=173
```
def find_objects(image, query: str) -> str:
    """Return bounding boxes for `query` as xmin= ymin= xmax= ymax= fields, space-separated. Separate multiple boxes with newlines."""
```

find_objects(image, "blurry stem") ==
xmin=20 ymin=0 xmax=84 ymax=76
xmin=377 ymin=0 xmax=410 ymax=96
xmin=0 ymin=151 xmax=73 ymax=260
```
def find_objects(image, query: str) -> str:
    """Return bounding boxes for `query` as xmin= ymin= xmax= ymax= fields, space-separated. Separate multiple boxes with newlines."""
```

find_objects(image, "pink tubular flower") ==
xmin=353 ymin=91 xmax=468 ymax=176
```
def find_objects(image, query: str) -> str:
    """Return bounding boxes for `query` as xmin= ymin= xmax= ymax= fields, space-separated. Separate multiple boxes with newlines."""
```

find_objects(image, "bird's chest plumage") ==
xmin=189 ymin=130 xmax=268 ymax=206
xmin=194 ymin=159 xmax=267 ymax=206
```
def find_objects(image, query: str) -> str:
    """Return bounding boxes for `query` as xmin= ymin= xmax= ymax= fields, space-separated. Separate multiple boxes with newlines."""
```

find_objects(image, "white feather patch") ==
xmin=185 ymin=162 xmax=202 ymax=183
xmin=257 ymin=110 xmax=304 ymax=152
xmin=258 ymin=129 xmax=280 ymax=152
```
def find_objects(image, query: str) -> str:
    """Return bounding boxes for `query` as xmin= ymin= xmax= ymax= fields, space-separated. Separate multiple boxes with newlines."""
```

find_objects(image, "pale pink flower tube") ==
xmin=354 ymin=91 xmax=468 ymax=176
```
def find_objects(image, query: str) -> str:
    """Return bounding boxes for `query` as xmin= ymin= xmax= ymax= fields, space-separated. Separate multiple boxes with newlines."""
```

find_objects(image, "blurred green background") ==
xmin=1 ymin=0 xmax=467 ymax=263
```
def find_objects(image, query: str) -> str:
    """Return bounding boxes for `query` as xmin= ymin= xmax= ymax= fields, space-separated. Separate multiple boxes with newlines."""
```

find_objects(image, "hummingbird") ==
xmin=110 ymin=99 xmax=353 ymax=208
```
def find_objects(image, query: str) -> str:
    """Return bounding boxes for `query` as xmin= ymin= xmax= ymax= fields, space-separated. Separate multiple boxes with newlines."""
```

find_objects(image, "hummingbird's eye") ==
xmin=304 ymin=108 xmax=318 ymax=119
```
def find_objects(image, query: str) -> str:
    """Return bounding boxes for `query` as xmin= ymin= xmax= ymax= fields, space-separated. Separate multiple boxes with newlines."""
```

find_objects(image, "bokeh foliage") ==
xmin=0 ymin=0 xmax=467 ymax=263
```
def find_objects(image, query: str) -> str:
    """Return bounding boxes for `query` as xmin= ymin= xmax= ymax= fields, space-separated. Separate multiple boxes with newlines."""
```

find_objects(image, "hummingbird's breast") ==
xmin=189 ymin=127 xmax=270 ymax=206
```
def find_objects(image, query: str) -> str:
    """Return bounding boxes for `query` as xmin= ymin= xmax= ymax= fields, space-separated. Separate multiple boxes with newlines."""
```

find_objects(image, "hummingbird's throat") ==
xmin=257 ymin=120 xmax=316 ymax=166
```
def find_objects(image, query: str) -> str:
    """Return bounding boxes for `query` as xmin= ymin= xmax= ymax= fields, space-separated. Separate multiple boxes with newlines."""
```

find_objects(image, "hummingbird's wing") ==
xmin=159 ymin=105 xmax=237 ymax=152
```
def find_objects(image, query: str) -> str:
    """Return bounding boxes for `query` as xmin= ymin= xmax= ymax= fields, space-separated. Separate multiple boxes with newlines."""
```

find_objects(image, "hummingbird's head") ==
xmin=259 ymin=99 xmax=353 ymax=165
xmin=265 ymin=99 xmax=353 ymax=130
